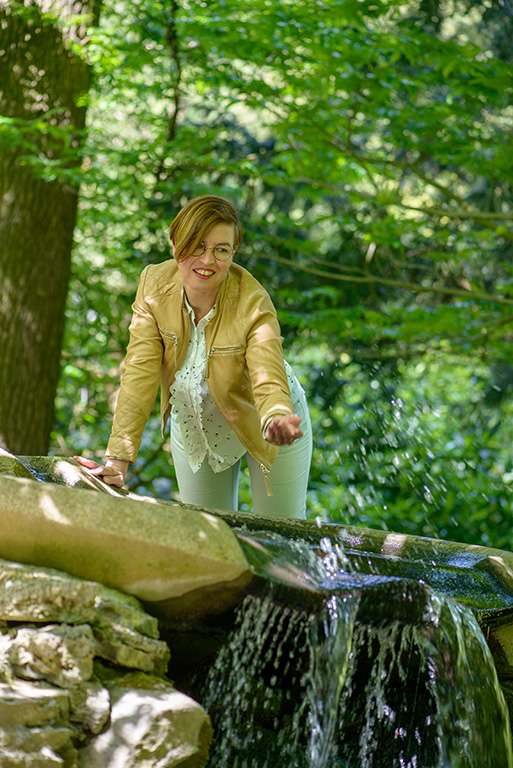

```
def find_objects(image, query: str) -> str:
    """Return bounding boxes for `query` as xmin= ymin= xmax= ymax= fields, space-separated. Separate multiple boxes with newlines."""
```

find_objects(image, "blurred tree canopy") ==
xmin=2 ymin=0 xmax=513 ymax=549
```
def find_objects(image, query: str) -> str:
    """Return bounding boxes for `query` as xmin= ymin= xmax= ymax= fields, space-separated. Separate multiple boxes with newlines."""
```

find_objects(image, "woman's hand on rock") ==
xmin=264 ymin=414 xmax=303 ymax=446
xmin=74 ymin=456 xmax=129 ymax=487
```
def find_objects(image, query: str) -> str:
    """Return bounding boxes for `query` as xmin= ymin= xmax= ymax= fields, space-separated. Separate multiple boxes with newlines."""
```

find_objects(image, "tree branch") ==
xmin=247 ymin=97 xmax=513 ymax=226
xmin=154 ymin=0 xmax=183 ymax=183
xmin=257 ymin=251 xmax=513 ymax=306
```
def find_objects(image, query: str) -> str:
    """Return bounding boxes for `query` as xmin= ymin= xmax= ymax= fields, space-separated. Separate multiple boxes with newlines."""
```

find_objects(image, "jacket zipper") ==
xmin=259 ymin=462 xmax=273 ymax=497
xmin=208 ymin=345 xmax=244 ymax=356
xmin=165 ymin=332 xmax=178 ymax=366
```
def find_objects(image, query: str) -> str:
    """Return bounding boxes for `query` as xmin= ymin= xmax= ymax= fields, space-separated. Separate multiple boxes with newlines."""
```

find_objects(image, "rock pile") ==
xmin=0 ymin=558 xmax=211 ymax=767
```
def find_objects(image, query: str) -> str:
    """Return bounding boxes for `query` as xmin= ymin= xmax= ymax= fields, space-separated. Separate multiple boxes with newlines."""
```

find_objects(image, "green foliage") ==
xmin=303 ymin=348 xmax=513 ymax=550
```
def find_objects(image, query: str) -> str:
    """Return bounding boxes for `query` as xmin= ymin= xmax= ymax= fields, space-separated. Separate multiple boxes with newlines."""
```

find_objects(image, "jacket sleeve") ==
xmin=245 ymin=291 xmax=294 ymax=434
xmin=105 ymin=265 xmax=163 ymax=462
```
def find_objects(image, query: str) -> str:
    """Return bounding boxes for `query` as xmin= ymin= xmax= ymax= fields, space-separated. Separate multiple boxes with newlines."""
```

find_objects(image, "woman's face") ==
xmin=173 ymin=222 xmax=235 ymax=300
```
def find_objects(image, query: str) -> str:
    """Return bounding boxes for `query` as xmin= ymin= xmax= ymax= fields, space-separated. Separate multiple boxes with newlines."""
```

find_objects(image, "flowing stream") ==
xmin=202 ymin=530 xmax=513 ymax=768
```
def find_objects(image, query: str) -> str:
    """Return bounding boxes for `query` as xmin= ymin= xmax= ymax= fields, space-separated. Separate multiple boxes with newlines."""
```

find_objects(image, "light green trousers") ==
xmin=170 ymin=388 xmax=312 ymax=519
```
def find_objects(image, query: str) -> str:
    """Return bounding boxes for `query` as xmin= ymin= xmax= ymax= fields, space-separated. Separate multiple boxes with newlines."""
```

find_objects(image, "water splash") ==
xmin=201 ymin=532 xmax=513 ymax=767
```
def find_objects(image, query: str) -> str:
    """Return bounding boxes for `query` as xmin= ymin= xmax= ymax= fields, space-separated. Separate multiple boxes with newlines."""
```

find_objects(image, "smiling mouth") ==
xmin=193 ymin=269 xmax=216 ymax=278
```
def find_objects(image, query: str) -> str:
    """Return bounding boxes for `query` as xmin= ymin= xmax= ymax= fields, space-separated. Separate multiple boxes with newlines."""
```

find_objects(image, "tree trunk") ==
xmin=0 ymin=0 xmax=101 ymax=453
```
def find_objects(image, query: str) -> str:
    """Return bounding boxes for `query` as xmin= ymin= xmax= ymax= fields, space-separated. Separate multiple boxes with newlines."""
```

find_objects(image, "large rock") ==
xmin=68 ymin=679 xmax=111 ymax=736
xmin=5 ymin=453 xmax=513 ymax=762
xmin=93 ymin=621 xmax=169 ymax=675
xmin=0 ymin=458 xmax=217 ymax=764
xmin=0 ymin=473 xmax=252 ymax=620
xmin=5 ymin=624 xmax=95 ymax=688
xmin=0 ymin=680 xmax=70 ymax=727
xmin=0 ymin=673 xmax=212 ymax=768
xmin=0 ymin=558 xmax=212 ymax=764
xmin=0 ymin=448 xmax=34 ymax=480
xmin=0 ymin=725 xmax=77 ymax=767
xmin=79 ymin=671 xmax=212 ymax=768
xmin=0 ymin=559 xmax=169 ymax=675
xmin=0 ymin=557 xmax=158 ymax=635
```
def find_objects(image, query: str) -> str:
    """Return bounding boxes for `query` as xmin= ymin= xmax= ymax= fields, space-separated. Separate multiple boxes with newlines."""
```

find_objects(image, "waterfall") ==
xmin=201 ymin=530 xmax=513 ymax=768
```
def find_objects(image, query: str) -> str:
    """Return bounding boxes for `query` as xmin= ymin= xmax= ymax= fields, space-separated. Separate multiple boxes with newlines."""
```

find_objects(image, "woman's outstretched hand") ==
xmin=264 ymin=414 xmax=303 ymax=446
xmin=74 ymin=456 xmax=128 ymax=487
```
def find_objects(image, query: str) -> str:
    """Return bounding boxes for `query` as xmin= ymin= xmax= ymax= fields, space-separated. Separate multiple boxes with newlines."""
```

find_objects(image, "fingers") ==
xmin=264 ymin=415 xmax=304 ymax=446
xmin=74 ymin=457 xmax=109 ymax=475
xmin=103 ymin=474 xmax=124 ymax=487
xmin=86 ymin=465 xmax=107 ymax=476
xmin=74 ymin=457 xmax=126 ymax=486
xmin=96 ymin=466 xmax=125 ymax=481
xmin=74 ymin=456 xmax=100 ymax=469
xmin=281 ymin=414 xmax=302 ymax=444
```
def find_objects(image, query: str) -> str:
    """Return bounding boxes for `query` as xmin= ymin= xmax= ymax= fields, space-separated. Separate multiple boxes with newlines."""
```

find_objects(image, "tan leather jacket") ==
xmin=105 ymin=259 xmax=295 ymax=494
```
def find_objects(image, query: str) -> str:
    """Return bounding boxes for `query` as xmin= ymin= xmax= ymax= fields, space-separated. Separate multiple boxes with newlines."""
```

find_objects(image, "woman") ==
xmin=78 ymin=195 xmax=312 ymax=519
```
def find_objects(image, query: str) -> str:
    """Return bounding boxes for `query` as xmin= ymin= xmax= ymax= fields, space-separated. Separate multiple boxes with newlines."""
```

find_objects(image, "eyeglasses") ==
xmin=191 ymin=242 xmax=234 ymax=262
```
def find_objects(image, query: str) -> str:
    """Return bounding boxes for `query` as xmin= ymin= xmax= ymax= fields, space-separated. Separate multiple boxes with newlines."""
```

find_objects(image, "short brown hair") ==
xmin=169 ymin=194 xmax=243 ymax=262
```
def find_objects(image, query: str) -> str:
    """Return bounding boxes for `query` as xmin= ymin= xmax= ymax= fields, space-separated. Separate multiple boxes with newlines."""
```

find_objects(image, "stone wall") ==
xmin=0 ymin=558 xmax=211 ymax=767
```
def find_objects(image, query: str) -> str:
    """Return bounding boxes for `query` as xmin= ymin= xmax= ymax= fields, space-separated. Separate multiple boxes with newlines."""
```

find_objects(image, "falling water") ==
xmin=421 ymin=595 xmax=513 ymax=767
xmin=202 ymin=591 xmax=360 ymax=768
xmin=201 ymin=531 xmax=513 ymax=768
xmin=304 ymin=594 xmax=359 ymax=766
xmin=202 ymin=593 xmax=311 ymax=767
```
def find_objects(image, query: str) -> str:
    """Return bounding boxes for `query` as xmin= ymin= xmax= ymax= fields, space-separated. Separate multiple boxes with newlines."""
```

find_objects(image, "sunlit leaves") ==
xmin=45 ymin=0 xmax=513 ymax=540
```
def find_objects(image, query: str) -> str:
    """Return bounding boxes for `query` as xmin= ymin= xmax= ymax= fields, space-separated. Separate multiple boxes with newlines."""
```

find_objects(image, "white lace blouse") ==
xmin=169 ymin=294 xmax=304 ymax=474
